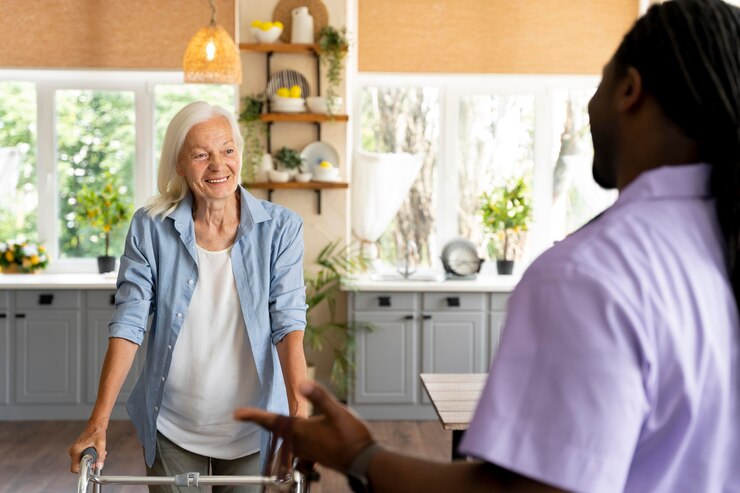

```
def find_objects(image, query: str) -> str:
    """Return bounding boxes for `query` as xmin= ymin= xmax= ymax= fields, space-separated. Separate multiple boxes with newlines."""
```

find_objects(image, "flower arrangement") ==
xmin=479 ymin=177 xmax=533 ymax=261
xmin=75 ymin=172 xmax=132 ymax=258
xmin=0 ymin=241 xmax=49 ymax=273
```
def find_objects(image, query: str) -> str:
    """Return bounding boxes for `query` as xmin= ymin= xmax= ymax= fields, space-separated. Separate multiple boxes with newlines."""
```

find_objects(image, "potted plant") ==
xmin=274 ymin=146 xmax=305 ymax=176
xmin=75 ymin=172 xmax=133 ymax=273
xmin=304 ymin=240 xmax=371 ymax=400
xmin=317 ymin=26 xmax=349 ymax=115
xmin=0 ymin=240 xmax=49 ymax=274
xmin=479 ymin=177 xmax=533 ymax=275
xmin=239 ymin=92 xmax=267 ymax=182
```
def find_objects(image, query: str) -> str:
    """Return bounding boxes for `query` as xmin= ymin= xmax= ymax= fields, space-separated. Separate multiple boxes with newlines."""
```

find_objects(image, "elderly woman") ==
xmin=69 ymin=101 xmax=308 ymax=492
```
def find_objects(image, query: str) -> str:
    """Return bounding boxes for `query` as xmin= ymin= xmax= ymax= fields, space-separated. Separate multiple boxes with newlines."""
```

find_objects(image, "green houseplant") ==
xmin=317 ymin=26 xmax=349 ymax=115
xmin=0 ymin=240 xmax=49 ymax=273
xmin=75 ymin=172 xmax=133 ymax=273
xmin=479 ymin=177 xmax=533 ymax=275
xmin=274 ymin=146 xmax=305 ymax=173
xmin=304 ymin=240 xmax=371 ymax=400
xmin=239 ymin=92 xmax=267 ymax=182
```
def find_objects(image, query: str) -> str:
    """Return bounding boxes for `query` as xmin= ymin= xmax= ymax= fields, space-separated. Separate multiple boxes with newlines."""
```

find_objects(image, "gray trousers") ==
xmin=145 ymin=432 xmax=261 ymax=493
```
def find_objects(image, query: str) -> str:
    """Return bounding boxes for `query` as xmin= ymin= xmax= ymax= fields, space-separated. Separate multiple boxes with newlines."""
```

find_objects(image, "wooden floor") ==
xmin=0 ymin=420 xmax=451 ymax=493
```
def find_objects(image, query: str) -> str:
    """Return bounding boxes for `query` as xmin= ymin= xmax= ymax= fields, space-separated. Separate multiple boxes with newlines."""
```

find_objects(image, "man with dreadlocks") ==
xmin=234 ymin=1 xmax=740 ymax=492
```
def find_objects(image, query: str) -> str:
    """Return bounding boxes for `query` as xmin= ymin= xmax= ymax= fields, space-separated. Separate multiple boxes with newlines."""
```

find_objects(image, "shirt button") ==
xmin=168 ymin=345 xmax=172 ymax=350
xmin=161 ymin=376 xmax=166 ymax=382
xmin=188 ymin=279 xmax=194 ymax=285
xmin=154 ymin=406 xmax=159 ymax=411
xmin=176 ymin=312 xmax=182 ymax=318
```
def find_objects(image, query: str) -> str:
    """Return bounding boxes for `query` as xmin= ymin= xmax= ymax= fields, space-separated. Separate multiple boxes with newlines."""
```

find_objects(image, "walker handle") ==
xmin=78 ymin=447 xmax=98 ymax=493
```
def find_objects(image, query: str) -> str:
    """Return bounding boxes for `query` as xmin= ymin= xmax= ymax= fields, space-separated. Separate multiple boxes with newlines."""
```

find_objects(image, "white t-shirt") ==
xmin=157 ymin=244 xmax=262 ymax=459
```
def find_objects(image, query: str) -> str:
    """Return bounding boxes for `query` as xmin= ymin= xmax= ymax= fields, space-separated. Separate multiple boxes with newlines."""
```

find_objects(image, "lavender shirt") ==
xmin=460 ymin=164 xmax=739 ymax=493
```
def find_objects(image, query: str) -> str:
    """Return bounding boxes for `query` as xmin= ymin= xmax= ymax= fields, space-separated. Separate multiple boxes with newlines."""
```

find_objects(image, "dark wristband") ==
xmin=346 ymin=443 xmax=384 ymax=493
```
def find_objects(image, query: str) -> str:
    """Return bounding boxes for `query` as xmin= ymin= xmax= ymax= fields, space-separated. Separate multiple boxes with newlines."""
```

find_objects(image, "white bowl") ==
xmin=273 ymin=95 xmax=305 ymax=106
xmin=295 ymin=172 xmax=313 ymax=183
xmin=312 ymin=166 xmax=340 ymax=181
xmin=267 ymin=169 xmax=290 ymax=182
xmin=306 ymin=96 xmax=343 ymax=114
xmin=251 ymin=26 xmax=283 ymax=44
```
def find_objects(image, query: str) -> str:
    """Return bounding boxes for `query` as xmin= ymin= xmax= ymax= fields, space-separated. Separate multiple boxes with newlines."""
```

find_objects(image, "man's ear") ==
xmin=616 ymin=67 xmax=643 ymax=113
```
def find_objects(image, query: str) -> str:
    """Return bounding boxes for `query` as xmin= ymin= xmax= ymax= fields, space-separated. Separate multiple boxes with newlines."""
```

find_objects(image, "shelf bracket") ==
xmin=267 ymin=188 xmax=274 ymax=202
xmin=314 ymin=122 xmax=321 ymax=142
xmin=315 ymin=189 xmax=322 ymax=214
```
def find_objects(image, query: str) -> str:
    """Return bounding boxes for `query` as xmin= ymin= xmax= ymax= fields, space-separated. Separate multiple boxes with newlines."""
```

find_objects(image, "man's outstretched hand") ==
xmin=234 ymin=380 xmax=375 ymax=472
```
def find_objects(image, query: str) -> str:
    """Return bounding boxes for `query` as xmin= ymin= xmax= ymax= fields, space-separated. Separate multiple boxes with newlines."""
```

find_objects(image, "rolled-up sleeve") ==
xmin=268 ymin=214 xmax=307 ymax=345
xmin=109 ymin=210 xmax=155 ymax=345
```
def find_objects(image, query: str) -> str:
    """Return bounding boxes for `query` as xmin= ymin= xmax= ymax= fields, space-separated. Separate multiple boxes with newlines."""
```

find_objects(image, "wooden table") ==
xmin=420 ymin=373 xmax=487 ymax=460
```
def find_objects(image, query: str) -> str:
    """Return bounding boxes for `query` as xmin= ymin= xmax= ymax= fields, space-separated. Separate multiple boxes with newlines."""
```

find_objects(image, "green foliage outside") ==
xmin=479 ymin=177 xmax=533 ymax=261
xmin=56 ymin=90 xmax=136 ymax=258
xmin=0 ymin=82 xmax=38 ymax=244
xmin=74 ymin=172 xmax=133 ymax=257
xmin=304 ymin=241 xmax=371 ymax=399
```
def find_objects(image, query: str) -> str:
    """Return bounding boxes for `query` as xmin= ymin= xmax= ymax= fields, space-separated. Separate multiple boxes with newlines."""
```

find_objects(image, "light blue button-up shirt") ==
xmin=109 ymin=186 xmax=307 ymax=468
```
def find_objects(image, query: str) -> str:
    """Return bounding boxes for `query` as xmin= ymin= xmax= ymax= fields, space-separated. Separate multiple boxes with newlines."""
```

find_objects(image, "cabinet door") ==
xmin=86 ymin=309 xmax=147 ymax=404
xmin=489 ymin=294 xmax=509 ymax=367
xmin=0 ymin=308 xmax=9 ymax=405
xmin=15 ymin=310 xmax=81 ymax=404
xmin=353 ymin=311 xmax=418 ymax=404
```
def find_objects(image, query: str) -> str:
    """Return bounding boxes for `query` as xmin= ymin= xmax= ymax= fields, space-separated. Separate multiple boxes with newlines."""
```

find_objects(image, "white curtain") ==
xmin=0 ymin=147 xmax=21 ymax=210
xmin=351 ymin=150 xmax=423 ymax=261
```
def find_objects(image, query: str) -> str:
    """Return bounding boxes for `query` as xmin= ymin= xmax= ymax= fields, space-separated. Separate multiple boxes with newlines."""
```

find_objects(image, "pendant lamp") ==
xmin=183 ymin=0 xmax=242 ymax=84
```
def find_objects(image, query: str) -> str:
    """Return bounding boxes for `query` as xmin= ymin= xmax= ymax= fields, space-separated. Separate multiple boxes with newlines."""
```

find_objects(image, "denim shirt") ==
xmin=109 ymin=186 xmax=307 ymax=468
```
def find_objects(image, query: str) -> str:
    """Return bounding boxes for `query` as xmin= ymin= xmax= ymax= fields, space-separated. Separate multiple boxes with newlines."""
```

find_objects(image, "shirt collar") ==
xmin=167 ymin=185 xmax=272 ymax=239
xmin=616 ymin=163 xmax=713 ymax=207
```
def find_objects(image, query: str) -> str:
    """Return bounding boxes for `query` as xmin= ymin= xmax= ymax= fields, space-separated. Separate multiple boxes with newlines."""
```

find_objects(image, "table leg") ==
xmin=451 ymin=430 xmax=465 ymax=461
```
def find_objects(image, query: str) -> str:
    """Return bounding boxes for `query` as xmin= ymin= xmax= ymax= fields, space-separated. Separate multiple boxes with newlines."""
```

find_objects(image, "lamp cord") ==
xmin=207 ymin=0 xmax=216 ymax=26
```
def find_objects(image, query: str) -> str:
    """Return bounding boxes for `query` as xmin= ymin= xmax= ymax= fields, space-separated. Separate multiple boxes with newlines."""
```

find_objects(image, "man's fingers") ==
xmin=234 ymin=407 xmax=281 ymax=431
xmin=298 ymin=380 xmax=344 ymax=420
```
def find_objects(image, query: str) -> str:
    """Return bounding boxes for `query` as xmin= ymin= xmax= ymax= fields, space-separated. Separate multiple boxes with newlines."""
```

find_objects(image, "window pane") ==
xmin=360 ymin=87 xmax=440 ymax=267
xmin=550 ymin=89 xmax=616 ymax=241
xmin=154 ymin=85 xmax=235 ymax=178
xmin=0 ymin=82 xmax=37 ymax=243
xmin=457 ymin=94 xmax=535 ymax=256
xmin=56 ymin=90 xmax=135 ymax=259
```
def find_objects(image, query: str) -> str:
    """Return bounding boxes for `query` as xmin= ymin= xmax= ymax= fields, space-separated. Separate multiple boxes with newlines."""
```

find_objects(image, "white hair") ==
xmin=145 ymin=101 xmax=244 ymax=218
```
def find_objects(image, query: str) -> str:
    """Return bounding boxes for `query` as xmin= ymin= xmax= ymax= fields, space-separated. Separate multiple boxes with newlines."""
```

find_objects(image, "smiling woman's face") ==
xmin=177 ymin=116 xmax=241 ymax=205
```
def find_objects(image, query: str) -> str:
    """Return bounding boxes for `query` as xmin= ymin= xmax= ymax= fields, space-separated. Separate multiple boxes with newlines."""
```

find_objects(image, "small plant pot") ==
xmin=496 ymin=260 xmax=515 ymax=275
xmin=97 ymin=256 xmax=116 ymax=274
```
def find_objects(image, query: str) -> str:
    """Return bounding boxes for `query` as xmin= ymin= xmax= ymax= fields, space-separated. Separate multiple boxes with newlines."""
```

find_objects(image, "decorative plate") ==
xmin=266 ymin=69 xmax=310 ymax=102
xmin=440 ymin=238 xmax=484 ymax=278
xmin=272 ymin=0 xmax=329 ymax=44
xmin=300 ymin=141 xmax=340 ymax=172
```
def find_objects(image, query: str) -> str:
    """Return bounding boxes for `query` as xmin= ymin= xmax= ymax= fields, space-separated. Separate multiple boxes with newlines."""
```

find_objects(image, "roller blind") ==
xmin=358 ymin=0 xmax=639 ymax=74
xmin=0 ymin=0 xmax=236 ymax=70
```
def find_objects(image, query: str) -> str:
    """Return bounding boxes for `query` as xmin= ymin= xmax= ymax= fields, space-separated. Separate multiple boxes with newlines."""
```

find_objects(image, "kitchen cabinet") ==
xmin=349 ymin=290 xmax=504 ymax=420
xmin=0 ymin=289 xmax=143 ymax=420
xmin=489 ymin=294 xmax=510 ymax=365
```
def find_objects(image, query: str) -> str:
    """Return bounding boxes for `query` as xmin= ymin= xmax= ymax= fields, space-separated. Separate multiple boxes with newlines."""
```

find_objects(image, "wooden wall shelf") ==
xmin=260 ymin=113 xmax=349 ymax=123
xmin=244 ymin=181 xmax=349 ymax=214
xmin=239 ymin=43 xmax=318 ymax=54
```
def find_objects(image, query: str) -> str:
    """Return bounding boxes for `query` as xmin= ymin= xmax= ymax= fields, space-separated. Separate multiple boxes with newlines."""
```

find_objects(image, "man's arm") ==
xmin=276 ymin=330 xmax=308 ymax=417
xmin=235 ymin=381 xmax=565 ymax=493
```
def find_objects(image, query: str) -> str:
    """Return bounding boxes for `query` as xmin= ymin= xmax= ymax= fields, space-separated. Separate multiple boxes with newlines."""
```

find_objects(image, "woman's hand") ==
xmin=68 ymin=419 xmax=108 ymax=473
xmin=235 ymin=380 xmax=374 ymax=472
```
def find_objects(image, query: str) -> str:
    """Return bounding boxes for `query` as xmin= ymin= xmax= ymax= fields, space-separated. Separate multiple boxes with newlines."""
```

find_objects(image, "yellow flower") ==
xmin=39 ymin=246 xmax=45 ymax=252
xmin=30 ymin=255 xmax=39 ymax=265
xmin=22 ymin=258 xmax=31 ymax=268
xmin=103 ymin=225 xmax=111 ymax=233
xmin=5 ymin=251 xmax=14 ymax=262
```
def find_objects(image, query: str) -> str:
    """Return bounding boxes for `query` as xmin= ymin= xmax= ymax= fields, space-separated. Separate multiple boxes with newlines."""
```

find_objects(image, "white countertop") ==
xmin=341 ymin=274 xmax=520 ymax=292
xmin=0 ymin=273 xmax=117 ymax=289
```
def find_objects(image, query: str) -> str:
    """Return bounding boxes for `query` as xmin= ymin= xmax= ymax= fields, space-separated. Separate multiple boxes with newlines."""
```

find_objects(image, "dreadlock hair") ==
xmin=613 ymin=0 xmax=740 ymax=307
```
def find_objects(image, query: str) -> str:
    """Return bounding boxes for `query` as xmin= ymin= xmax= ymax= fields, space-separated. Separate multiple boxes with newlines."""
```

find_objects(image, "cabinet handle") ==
xmin=39 ymin=294 xmax=54 ymax=305
xmin=404 ymin=314 xmax=414 ymax=320
xmin=423 ymin=314 xmax=432 ymax=320
xmin=446 ymin=296 xmax=461 ymax=307
xmin=0 ymin=313 xmax=6 ymax=318
xmin=110 ymin=294 xmax=116 ymax=305
xmin=378 ymin=296 xmax=391 ymax=307
xmin=15 ymin=313 xmax=25 ymax=318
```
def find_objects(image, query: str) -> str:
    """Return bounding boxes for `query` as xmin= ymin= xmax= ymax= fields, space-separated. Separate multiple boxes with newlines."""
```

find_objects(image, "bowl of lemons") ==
xmin=272 ymin=85 xmax=305 ymax=112
xmin=251 ymin=20 xmax=283 ymax=44
xmin=312 ymin=160 xmax=340 ymax=182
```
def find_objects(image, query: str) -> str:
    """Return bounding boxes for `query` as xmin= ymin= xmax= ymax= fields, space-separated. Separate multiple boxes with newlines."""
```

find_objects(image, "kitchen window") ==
xmin=354 ymin=74 xmax=616 ymax=273
xmin=0 ymin=70 xmax=236 ymax=272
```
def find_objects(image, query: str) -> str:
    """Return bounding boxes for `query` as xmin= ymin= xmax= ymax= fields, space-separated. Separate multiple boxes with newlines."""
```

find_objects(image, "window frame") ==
xmin=0 ymin=69 xmax=238 ymax=272
xmin=353 ymin=72 xmax=601 ymax=268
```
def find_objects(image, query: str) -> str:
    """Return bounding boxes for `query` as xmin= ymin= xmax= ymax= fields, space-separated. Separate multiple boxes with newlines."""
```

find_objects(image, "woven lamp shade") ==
xmin=183 ymin=23 xmax=242 ymax=84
